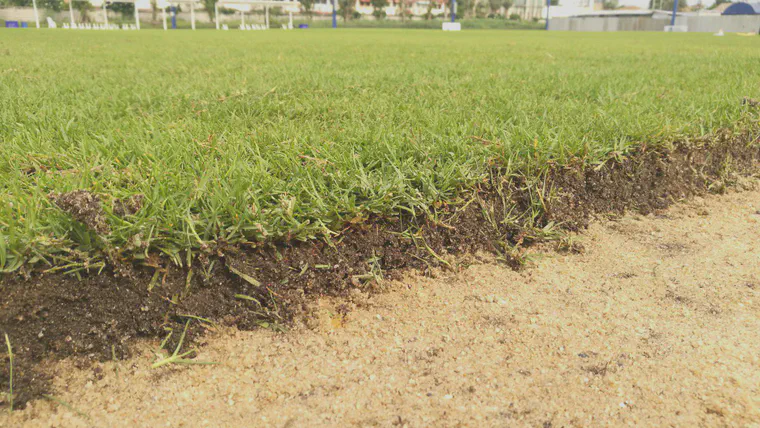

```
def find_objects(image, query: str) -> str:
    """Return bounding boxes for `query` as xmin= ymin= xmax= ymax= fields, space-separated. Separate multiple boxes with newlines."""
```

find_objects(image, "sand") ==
xmin=3 ymin=186 xmax=760 ymax=427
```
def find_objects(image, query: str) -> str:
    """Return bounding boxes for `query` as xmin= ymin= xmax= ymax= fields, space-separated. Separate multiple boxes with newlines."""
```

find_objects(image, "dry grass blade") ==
xmin=151 ymin=321 xmax=218 ymax=369
xmin=228 ymin=265 xmax=262 ymax=287
xmin=234 ymin=293 xmax=262 ymax=304
xmin=41 ymin=394 xmax=89 ymax=419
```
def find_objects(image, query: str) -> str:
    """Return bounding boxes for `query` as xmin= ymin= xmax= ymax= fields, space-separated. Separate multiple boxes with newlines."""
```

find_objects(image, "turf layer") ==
xmin=1 ymin=29 xmax=759 ymax=271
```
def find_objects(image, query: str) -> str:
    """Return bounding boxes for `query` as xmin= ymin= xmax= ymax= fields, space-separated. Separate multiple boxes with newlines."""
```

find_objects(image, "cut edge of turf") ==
xmin=1 ymin=128 xmax=759 ymax=409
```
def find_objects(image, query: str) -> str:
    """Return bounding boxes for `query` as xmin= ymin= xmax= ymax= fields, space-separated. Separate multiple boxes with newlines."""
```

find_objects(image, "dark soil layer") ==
xmin=1 ymin=131 xmax=759 ymax=408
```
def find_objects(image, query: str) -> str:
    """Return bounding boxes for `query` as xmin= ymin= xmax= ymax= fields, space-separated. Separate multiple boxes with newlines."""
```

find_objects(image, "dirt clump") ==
xmin=112 ymin=194 xmax=144 ymax=217
xmin=742 ymin=96 xmax=759 ymax=107
xmin=48 ymin=190 xmax=110 ymax=234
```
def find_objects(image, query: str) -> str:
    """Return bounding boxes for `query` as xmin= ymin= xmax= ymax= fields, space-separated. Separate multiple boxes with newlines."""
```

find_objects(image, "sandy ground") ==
xmin=3 ymin=186 xmax=760 ymax=427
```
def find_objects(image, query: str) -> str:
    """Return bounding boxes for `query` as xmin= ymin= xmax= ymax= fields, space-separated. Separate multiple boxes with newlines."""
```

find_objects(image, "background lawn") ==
xmin=1 ymin=29 xmax=758 ymax=271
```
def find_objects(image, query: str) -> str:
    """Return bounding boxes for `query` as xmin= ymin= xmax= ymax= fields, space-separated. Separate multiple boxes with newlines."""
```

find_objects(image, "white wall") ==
xmin=549 ymin=15 xmax=760 ymax=32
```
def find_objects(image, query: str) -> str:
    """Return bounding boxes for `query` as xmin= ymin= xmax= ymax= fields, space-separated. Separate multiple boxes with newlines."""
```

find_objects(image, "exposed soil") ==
xmin=3 ymin=181 xmax=760 ymax=427
xmin=112 ymin=194 xmax=144 ymax=218
xmin=1 ymin=131 xmax=759 ymax=408
xmin=48 ymin=190 xmax=110 ymax=235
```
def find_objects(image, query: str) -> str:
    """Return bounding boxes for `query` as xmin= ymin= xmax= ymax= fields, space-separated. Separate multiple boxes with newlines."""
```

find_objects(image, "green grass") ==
xmin=0 ymin=29 xmax=758 ymax=272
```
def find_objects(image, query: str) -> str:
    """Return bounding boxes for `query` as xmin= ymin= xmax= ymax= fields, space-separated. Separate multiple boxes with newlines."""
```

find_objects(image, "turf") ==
xmin=0 ymin=29 xmax=758 ymax=271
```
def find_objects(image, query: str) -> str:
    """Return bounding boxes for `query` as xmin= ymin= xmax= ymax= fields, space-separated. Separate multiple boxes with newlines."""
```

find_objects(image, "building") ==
xmin=722 ymin=2 xmax=760 ymax=15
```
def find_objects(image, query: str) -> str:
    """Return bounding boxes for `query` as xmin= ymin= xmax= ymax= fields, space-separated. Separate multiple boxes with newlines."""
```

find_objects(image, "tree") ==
xmin=149 ymin=0 xmax=157 ymax=23
xmin=648 ymin=0 xmax=687 ymax=10
xmin=488 ymin=0 xmax=501 ymax=15
xmin=73 ymin=0 xmax=94 ymax=22
xmin=475 ymin=0 xmax=488 ymax=17
xmin=602 ymin=0 xmax=618 ymax=9
xmin=2 ymin=0 xmax=62 ymax=10
xmin=456 ymin=0 xmax=473 ymax=17
xmin=708 ymin=0 xmax=730 ymax=9
xmin=501 ymin=0 xmax=512 ymax=16
xmin=395 ymin=0 xmax=404 ymax=21
xmin=396 ymin=0 xmax=411 ymax=21
xmin=109 ymin=1 xmax=135 ymax=19
xmin=301 ymin=0 xmax=315 ymax=19
xmin=371 ymin=0 xmax=388 ymax=19
xmin=338 ymin=0 xmax=354 ymax=21
xmin=202 ymin=0 xmax=216 ymax=22
xmin=41 ymin=0 xmax=63 ymax=9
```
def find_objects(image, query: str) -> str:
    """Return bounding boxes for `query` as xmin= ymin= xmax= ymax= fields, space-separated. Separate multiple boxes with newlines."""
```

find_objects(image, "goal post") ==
xmin=215 ymin=0 xmax=300 ymax=30
xmin=32 ymin=0 xmax=40 ymax=28
xmin=165 ymin=0 xmax=202 ymax=30
xmin=70 ymin=0 xmax=294 ymax=30
xmin=64 ymin=0 xmax=137 ymax=29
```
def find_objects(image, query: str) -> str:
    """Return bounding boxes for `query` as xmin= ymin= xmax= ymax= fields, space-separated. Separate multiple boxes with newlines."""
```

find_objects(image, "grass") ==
xmin=152 ymin=320 xmax=218 ymax=368
xmin=41 ymin=394 xmax=89 ymax=419
xmin=0 ymin=29 xmax=759 ymax=272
